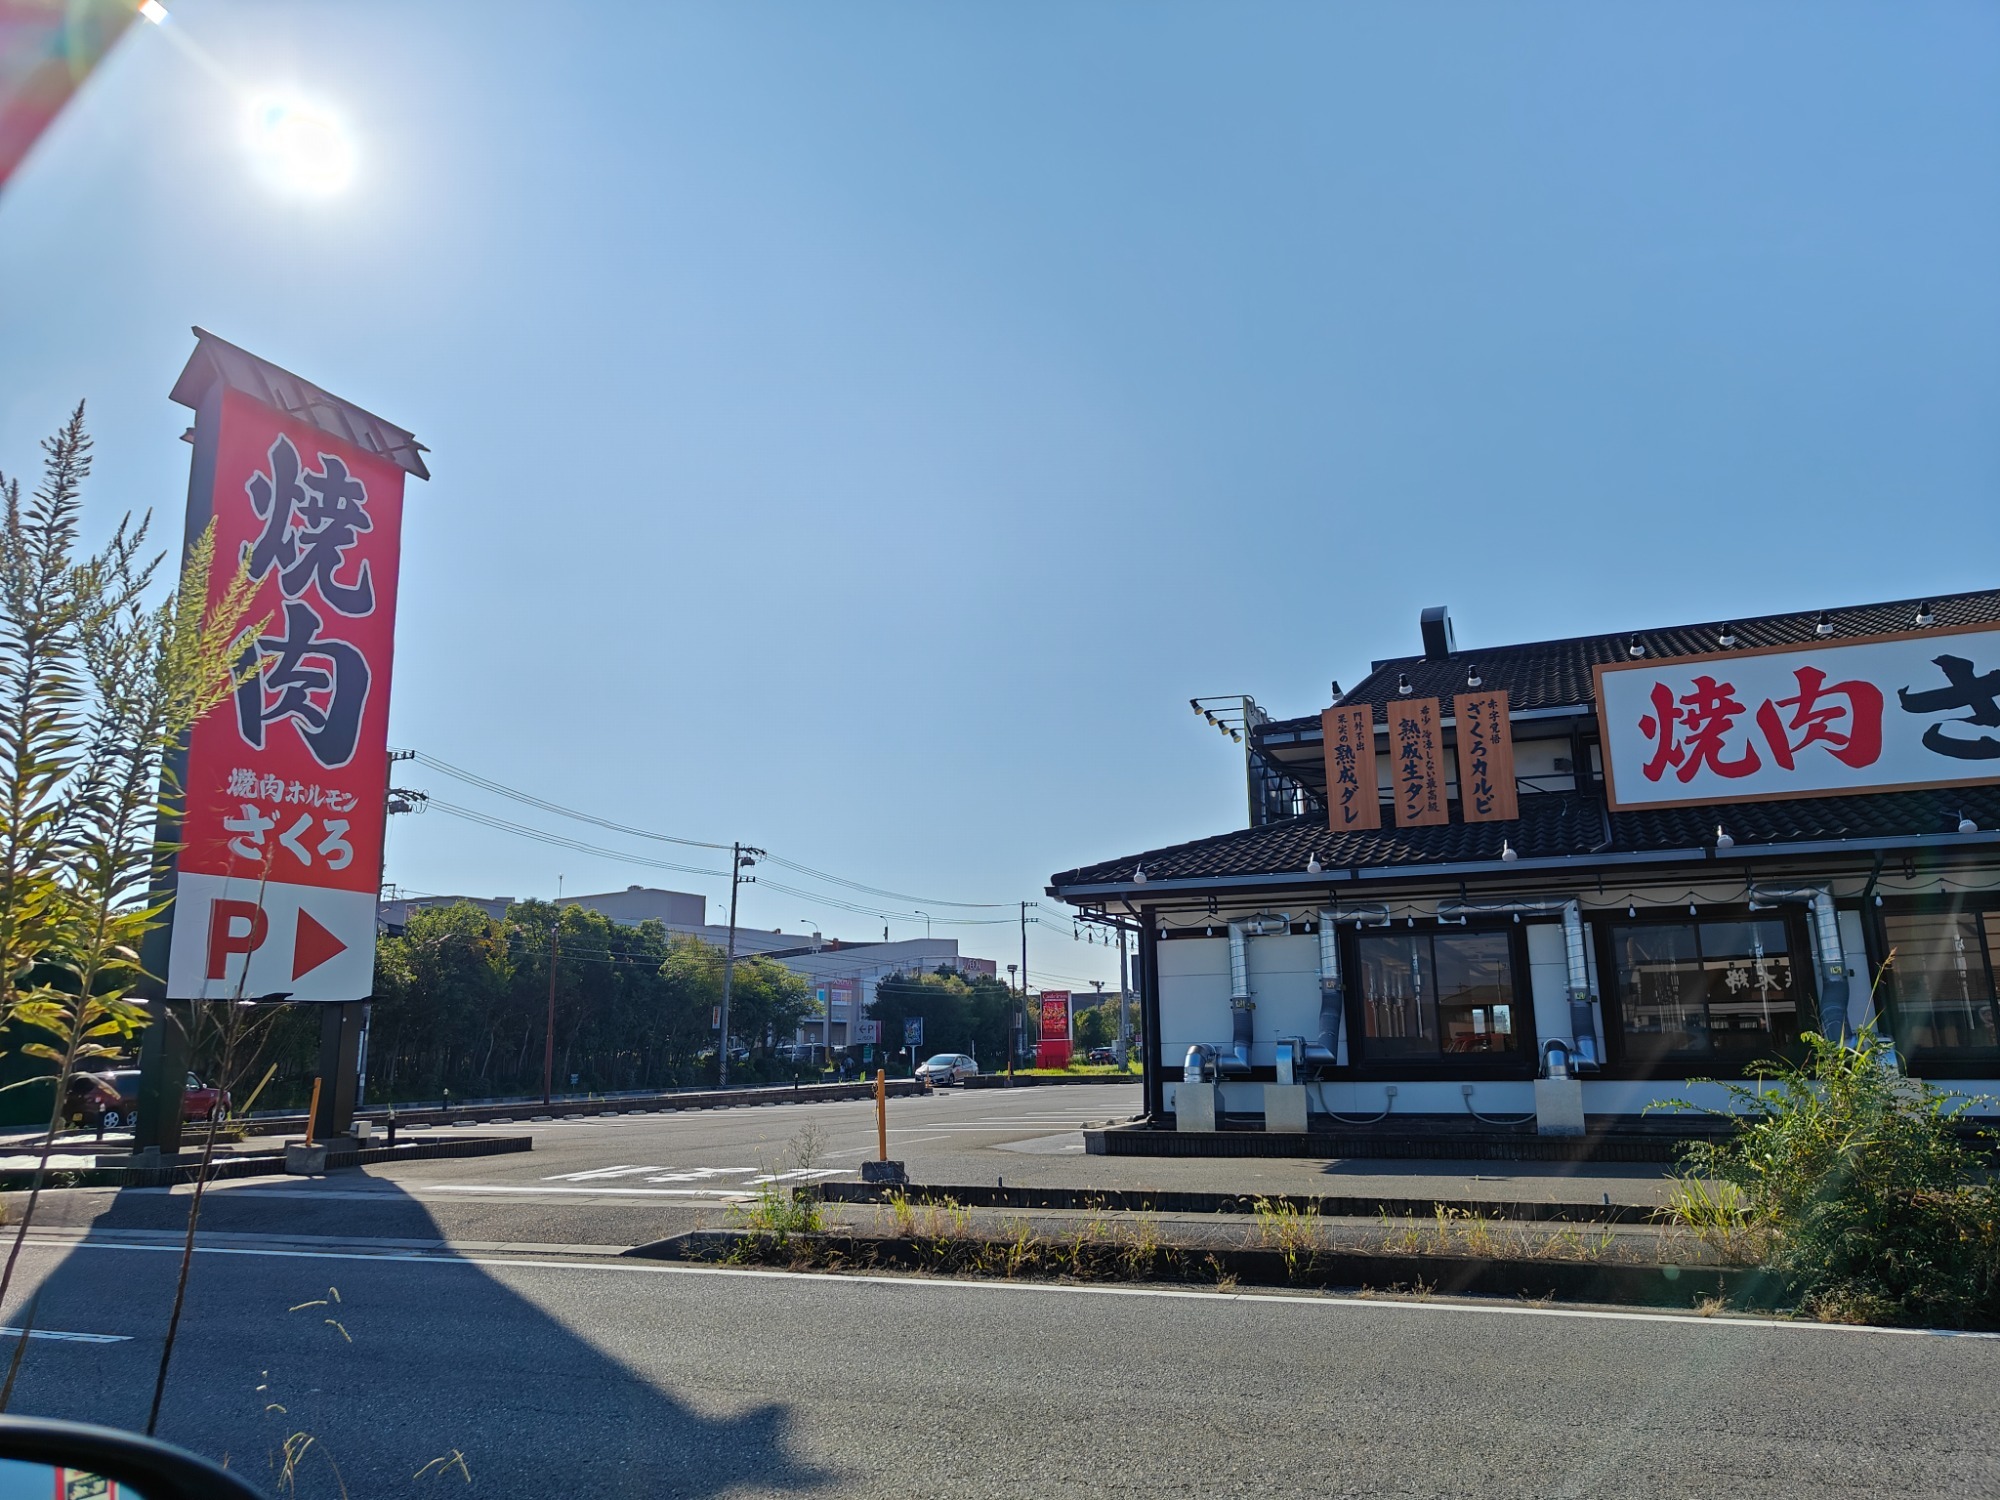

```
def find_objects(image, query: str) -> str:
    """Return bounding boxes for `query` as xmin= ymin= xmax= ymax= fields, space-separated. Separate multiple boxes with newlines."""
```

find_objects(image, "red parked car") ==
xmin=63 ymin=1069 xmax=230 ymax=1132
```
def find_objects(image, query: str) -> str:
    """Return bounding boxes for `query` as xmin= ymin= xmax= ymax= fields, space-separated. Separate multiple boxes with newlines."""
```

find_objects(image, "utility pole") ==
xmin=718 ymin=843 xmax=763 ymax=1086
xmin=542 ymin=875 xmax=565 ymax=1104
xmin=1019 ymin=900 xmax=1030 ymax=1070
xmin=541 ymin=917 xmax=559 ymax=1105
xmin=1006 ymin=963 xmax=1018 ymax=1084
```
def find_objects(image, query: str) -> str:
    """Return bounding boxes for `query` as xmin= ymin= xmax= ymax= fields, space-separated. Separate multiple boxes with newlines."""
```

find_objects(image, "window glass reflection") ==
xmin=1883 ymin=910 xmax=2000 ymax=1054
xmin=1612 ymin=918 xmax=1796 ymax=1063
xmin=1354 ymin=931 xmax=1517 ymax=1061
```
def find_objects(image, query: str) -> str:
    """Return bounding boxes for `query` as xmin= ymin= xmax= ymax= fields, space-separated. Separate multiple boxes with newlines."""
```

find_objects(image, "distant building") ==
xmin=560 ymin=885 xmax=706 ymax=928
xmin=776 ymin=939 xmax=996 ymax=1051
xmin=377 ymin=893 xmax=514 ymax=933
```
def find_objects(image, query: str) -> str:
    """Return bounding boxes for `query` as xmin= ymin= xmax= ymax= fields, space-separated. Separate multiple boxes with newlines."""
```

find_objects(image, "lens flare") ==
xmin=246 ymin=95 xmax=356 ymax=195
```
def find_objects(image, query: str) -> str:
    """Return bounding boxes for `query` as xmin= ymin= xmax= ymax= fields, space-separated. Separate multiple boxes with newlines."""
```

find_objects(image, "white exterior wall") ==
xmin=1157 ymin=938 xmax=1231 ymax=1068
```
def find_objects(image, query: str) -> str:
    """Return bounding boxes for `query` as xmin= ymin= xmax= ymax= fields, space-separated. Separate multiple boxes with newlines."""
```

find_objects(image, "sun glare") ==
xmin=246 ymin=95 xmax=356 ymax=196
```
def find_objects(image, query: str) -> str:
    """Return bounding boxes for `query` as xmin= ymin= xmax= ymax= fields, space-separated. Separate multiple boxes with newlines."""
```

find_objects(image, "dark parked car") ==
xmin=63 ymin=1069 xmax=229 ymax=1132
xmin=1086 ymin=1047 xmax=1116 ymax=1065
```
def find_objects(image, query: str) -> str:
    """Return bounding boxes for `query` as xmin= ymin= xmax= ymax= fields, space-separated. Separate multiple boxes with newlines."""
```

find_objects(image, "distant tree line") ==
xmin=240 ymin=900 xmax=820 ymax=1105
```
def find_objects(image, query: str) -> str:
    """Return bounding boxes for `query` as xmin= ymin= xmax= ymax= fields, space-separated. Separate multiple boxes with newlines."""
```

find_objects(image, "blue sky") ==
xmin=2 ymin=1 xmax=1996 ymax=990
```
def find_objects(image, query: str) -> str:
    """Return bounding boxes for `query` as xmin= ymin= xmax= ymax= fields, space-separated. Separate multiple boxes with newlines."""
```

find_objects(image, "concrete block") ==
xmin=285 ymin=1142 xmax=329 ymax=1175
xmin=1175 ymin=1083 xmax=1217 ymax=1132
xmin=1263 ymin=1084 xmax=1308 ymax=1133
xmin=1534 ymin=1077 xmax=1586 ymax=1137
xmin=860 ymin=1159 xmax=907 ymax=1184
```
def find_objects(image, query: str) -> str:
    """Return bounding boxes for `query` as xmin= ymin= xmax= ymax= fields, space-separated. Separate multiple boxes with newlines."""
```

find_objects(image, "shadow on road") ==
xmin=0 ymin=1171 xmax=833 ymax=1499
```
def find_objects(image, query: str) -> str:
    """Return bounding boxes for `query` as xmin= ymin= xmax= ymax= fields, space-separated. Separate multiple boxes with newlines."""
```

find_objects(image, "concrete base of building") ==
xmin=1533 ymin=1078 xmax=1587 ymax=1136
xmin=1175 ymin=1084 xmax=1218 ymax=1132
xmin=1262 ymin=1084 xmax=1308 ymax=1132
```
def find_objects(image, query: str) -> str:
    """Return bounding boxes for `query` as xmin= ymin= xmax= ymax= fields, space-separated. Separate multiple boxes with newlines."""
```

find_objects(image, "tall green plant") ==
xmin=0 ymin=406 xmax=258 ymax=1405
xmin=1665 ymin=1028 xmax=1999 ymax=1326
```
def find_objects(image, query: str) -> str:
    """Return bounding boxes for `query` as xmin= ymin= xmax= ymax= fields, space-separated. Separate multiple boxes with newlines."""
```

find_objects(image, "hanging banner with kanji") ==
xmin=1321 ymin=704 xmax=1381 ymax=832
xmin=1386 ymin=698 xmax=1448 ymax=827
xmin=1453 ymin=690 xmax=1518 ymax=823
xmin=163 ymin=331 xmax=427 ymax=1001
xmin=1596 ymin=625 xmax=2000 ymax=810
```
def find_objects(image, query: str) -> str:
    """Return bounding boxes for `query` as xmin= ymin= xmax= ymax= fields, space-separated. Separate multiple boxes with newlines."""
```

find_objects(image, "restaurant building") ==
xmin=1047 ymin=591 xmax=2000 ymax=1134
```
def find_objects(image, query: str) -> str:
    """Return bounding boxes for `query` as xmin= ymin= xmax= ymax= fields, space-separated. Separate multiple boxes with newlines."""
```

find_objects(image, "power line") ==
xmin=425 ymin=800 xmax=731 ymax=881
xmin=758 ymin=853 xmax=1014 ymax=909
xmin=406 ymin=749 xmax=1028 ymax=916
xmin=412 ymin=752 xmax=731 ymax=851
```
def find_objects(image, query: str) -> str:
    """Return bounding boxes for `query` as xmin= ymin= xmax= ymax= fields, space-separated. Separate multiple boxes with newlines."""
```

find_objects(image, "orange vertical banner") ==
xmin=1454 ymin=690 xmax=1519 ymax=823
xmin=1386 ymin=698 xmax=1448 ymax=827
xmin=1321 ymin=705 xmax=1380 ymax=832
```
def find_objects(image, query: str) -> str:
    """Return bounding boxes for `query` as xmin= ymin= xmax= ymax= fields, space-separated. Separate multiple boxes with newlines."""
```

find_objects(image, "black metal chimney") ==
xmin=1420 ymin=605 xmax=1455 ymax=661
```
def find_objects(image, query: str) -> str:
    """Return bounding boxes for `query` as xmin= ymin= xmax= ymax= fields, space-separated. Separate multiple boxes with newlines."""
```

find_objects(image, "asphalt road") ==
xmin=15 ymin=1085 xmax=1678 ymax=1255
xmin=7 ymin=1086 xmax=1958 ymax=1499
xmin=1 ymin=1234 xmax=1995 ymax=1499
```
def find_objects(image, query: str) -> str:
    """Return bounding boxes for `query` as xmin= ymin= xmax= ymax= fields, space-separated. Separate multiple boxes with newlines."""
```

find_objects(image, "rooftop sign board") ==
xmin=1595 ymin=624 xmax=2000 ymax=811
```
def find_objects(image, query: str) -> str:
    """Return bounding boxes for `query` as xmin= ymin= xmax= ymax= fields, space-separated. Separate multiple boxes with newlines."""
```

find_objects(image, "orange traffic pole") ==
xmin=303 ymin=1076 xmax=323 ymax=1147
xmin=875 ymin=1068 xmax=887 ymax=1162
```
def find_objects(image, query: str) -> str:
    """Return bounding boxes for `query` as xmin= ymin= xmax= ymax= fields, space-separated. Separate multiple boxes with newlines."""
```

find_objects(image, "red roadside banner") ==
xmin=1035 ymin=990 xmax=1071 ymax=1069
xmin=163 ymin=330 xmax=426 ymax=1001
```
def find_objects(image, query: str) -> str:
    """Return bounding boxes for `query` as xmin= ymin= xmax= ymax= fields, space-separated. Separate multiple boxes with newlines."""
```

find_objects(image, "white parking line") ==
xmin=418 ymin=1185 xmax=762 ymax=1199
xmin=0 ymin=1326 xmax=130 ymax=1344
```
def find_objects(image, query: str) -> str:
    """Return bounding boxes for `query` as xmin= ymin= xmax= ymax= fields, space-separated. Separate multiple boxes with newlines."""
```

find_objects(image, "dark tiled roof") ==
xmin=1324 ymin=587 xmax=2000 ymax=720
xmin=1049 ymin=785 xmax=2000 ymax=890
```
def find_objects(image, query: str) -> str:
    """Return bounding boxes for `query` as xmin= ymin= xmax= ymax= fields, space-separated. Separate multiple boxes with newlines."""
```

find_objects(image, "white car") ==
xmin=916 ymin=1053 xmax=978 ymax=1086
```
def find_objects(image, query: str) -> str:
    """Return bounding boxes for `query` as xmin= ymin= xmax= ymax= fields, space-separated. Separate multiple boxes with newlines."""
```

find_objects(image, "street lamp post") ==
xmin=1006 ymin=962 xmax=1019 ymax=1083
xmin=801 ymin=918 xmax=830 ymax=1056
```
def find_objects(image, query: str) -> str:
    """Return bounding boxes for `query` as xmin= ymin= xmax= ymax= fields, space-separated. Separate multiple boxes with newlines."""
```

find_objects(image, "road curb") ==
xmin=0 ymin=1133 xmax=532 ymax=1191
xmin=811 ymin=1181 xmax=1655 ymax=1224
xmin=1086 ymin=1125 xmax=1687 ymax=1163
xmin=625 ymin=1227 xmax=1783 ymax=1311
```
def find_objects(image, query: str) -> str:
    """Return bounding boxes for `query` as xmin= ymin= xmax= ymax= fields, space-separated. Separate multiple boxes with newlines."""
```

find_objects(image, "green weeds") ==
xmin=1660 ymin=1027 xmax=2000 ymax=1327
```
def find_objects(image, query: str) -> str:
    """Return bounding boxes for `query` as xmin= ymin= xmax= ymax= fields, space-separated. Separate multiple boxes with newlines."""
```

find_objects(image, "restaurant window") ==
xmin=1609 ymin=918 xmax=1799 ymax=1064
xmin=1883 ymin=909 xmax=2000 ymax=1055
xmin=1352 ymin=930 xmax=1518 ymax=1062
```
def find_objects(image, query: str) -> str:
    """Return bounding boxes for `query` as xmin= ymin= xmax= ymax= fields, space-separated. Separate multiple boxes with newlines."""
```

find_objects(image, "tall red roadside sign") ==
xmin=161 ymin=330 xmax=427 ymax=1002
xmin=1036 ymin=991 xmax=1072 ymax=1070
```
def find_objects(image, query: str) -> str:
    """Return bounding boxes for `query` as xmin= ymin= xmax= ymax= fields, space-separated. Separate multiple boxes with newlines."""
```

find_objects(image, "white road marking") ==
xmin=0 ymin=1326 xmax=130 ymax=1344
xmin=418 ymin=1185 xmax=762 ymax=1199
xmin=544 ymin=1164 xmax=659 ymax=1181
xmin=17 ymin=1237 xmax=1997 ymax=1343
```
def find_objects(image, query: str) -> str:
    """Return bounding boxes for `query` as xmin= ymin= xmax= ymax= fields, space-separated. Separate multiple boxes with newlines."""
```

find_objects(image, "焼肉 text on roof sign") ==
xmin=1595 ymin=625 xmax=2000 ymax=811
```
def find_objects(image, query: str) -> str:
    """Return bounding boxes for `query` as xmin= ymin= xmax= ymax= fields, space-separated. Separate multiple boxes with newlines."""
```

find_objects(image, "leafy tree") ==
xmin=866 ymin=968 xmax=1015 ymax=1065
xmin=1074 ymin=1002 xmax=1113 ymax=1050
xmin=370 ymin=902 xmax=515 ymax=1094
xmin=724 ymin=955 xmax=817 ymax=1055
